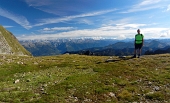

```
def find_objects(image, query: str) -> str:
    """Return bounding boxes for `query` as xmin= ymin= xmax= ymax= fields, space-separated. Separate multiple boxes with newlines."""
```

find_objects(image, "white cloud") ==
xmin=160 ymin=29 xmax=170 ymax=37
xmin=115 ymin=24 xmax=146 ymax=29
xmin=25 ymin=0 xmax=51 ymax=7
xmin=121 ymin=0 xmax=162 ymax=13
xmin=100 ymin=23 xmax=146 ymax=31
xmin=43 ymin=27 xmax=76 ymax=31
xmin=167 ymin=4 xmax=170 ymax=11
xmin=77 ymin=19 xmax=94 ymax=25
xmin=25 ymin=0 xmax=117 ymax=16
xmin=102 ymin=18 xmax=135 ymax=27
xmin=17 ymin=27 xmax=134 ymax=40
xmin=51 ymin=27 xmax=76 ymax=31
xmin=0 ymin=8 xmax=31 ymax=29
xmin=141 ymin=28 xmax=170 ymax=39
xmin=17 ymin=26 xmax=170 ymax=40
xmin=138 ymin=0 xmax=161 ymax=6
xmin=38 ymin=27 xmax=76 ymax=33
xmin=160 ymin=33 xmax=168 ymax=37
xmin=168 ymin=30 xmax=170 ymax=35
xmin=34 ymin=9 xmax=117 ymax=26
xmin=43 ymin=28 xmax=51 ymax=31
xmin=117 ymin=35 xmax=126 ymax=40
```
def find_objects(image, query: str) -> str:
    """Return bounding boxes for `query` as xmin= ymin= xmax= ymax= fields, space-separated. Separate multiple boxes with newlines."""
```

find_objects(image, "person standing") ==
xmin=132 ymin=29 xmax=144 ymax=58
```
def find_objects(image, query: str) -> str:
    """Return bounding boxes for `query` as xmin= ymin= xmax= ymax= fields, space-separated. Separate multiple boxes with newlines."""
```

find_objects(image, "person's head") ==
xmin=137 ymin=29 xmax=140 ymax=34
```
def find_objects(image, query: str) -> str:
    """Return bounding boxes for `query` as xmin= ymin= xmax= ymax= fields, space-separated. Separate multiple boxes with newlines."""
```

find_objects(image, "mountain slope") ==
xmin=0 ymin=54 xmax=170 ymax=102
xmin=0 ymin=26 xmax=31 ymax=56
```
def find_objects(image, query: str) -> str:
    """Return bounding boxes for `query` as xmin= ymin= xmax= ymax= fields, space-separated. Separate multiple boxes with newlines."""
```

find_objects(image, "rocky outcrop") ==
xmin=0 ymin=31 xmax=12 ymax=54
xmin=0 ymin=25 xmax=32 ymax=56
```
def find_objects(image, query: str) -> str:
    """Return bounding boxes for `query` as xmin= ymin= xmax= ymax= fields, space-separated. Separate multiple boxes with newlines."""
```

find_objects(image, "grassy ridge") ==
xmin=0 ymin=26 xmax=31 ymax=56
xmin=0 ymin=54 xmax=170 ymax=102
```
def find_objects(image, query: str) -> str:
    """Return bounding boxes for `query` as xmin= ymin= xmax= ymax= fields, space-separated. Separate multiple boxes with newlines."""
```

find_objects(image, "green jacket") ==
xmin=135 ymin=34 xmax=144 ymax=44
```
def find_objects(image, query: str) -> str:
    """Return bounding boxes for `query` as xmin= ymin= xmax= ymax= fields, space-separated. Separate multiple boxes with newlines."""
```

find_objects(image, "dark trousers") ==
xmin=135 ymin=43 xmax=143 ymax=49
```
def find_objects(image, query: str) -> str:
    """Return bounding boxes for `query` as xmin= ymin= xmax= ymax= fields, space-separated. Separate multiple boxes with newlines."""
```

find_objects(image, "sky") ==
xmin=0 ymin=0 xmax=170 ymax=40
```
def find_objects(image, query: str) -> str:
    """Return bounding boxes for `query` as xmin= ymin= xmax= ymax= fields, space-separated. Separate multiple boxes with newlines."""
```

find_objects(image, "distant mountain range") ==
xmin=66 ymin=39 xmax=170 ymax=56
xmin=20 ymin=38 xmax=170 ymax=56
xmin=20 ymin=39 xmax=120 ymax=56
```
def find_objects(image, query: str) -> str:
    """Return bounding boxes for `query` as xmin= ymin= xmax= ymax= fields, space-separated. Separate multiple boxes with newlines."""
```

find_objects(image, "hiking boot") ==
xmin=132 ymin=55 xmax=136 ymax=58
xmin=138 ymin=54 xmax=140 ymax=58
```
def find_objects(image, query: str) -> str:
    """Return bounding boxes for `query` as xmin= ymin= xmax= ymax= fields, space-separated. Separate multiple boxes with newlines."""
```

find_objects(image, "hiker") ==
xmin=132 ymin=29 xmax=144 ymax=58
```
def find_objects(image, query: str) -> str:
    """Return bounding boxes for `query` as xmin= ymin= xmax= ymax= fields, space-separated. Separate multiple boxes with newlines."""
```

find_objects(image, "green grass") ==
xmin=0 ymin=54 xmax=170 ymax=102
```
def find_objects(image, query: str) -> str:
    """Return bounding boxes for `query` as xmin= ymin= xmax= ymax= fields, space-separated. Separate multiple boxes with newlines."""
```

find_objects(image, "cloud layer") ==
xmin=18 ymin=25 xmax=170 ymax=40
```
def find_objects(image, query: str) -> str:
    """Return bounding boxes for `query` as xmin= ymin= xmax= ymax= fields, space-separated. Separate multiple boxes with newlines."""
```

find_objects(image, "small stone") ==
xmin=148 ymin=81 xmax=152 ymax=85
xmin=42 ymin=91 xmax=47 ymax=94
xmin=34 ymin=62 xmax=38 ymax=65
xmin=146 ymin=92 xmax=154 ymax=95
xmin=40 ymin=88 xmax=44 ymax=91
xmin=154 ymin=86 xmax=160 ymax=91
xmin=109 ymin=92 xmax=116 ymax=97
xmin=84 ymin=98 xmax=92 ymax=102
xmin=42 ymin=84 xmax=48 ymax=87
xmin=14 ymin=79 xmax=20 ymax=84
xmin=109 ymin=57 xmax=113 ymax=59
xmin=74 ymin=97 xmax=78 ymax=102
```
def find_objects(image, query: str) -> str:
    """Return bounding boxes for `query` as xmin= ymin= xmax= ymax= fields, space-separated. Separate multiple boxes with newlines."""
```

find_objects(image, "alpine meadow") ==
xmin=0 ymin=54 xmax=170 ymax=102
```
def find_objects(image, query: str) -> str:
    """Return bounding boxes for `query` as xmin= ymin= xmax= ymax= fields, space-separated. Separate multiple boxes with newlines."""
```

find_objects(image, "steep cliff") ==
xmin=0 ymin=25 xmax=32 ymax=56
